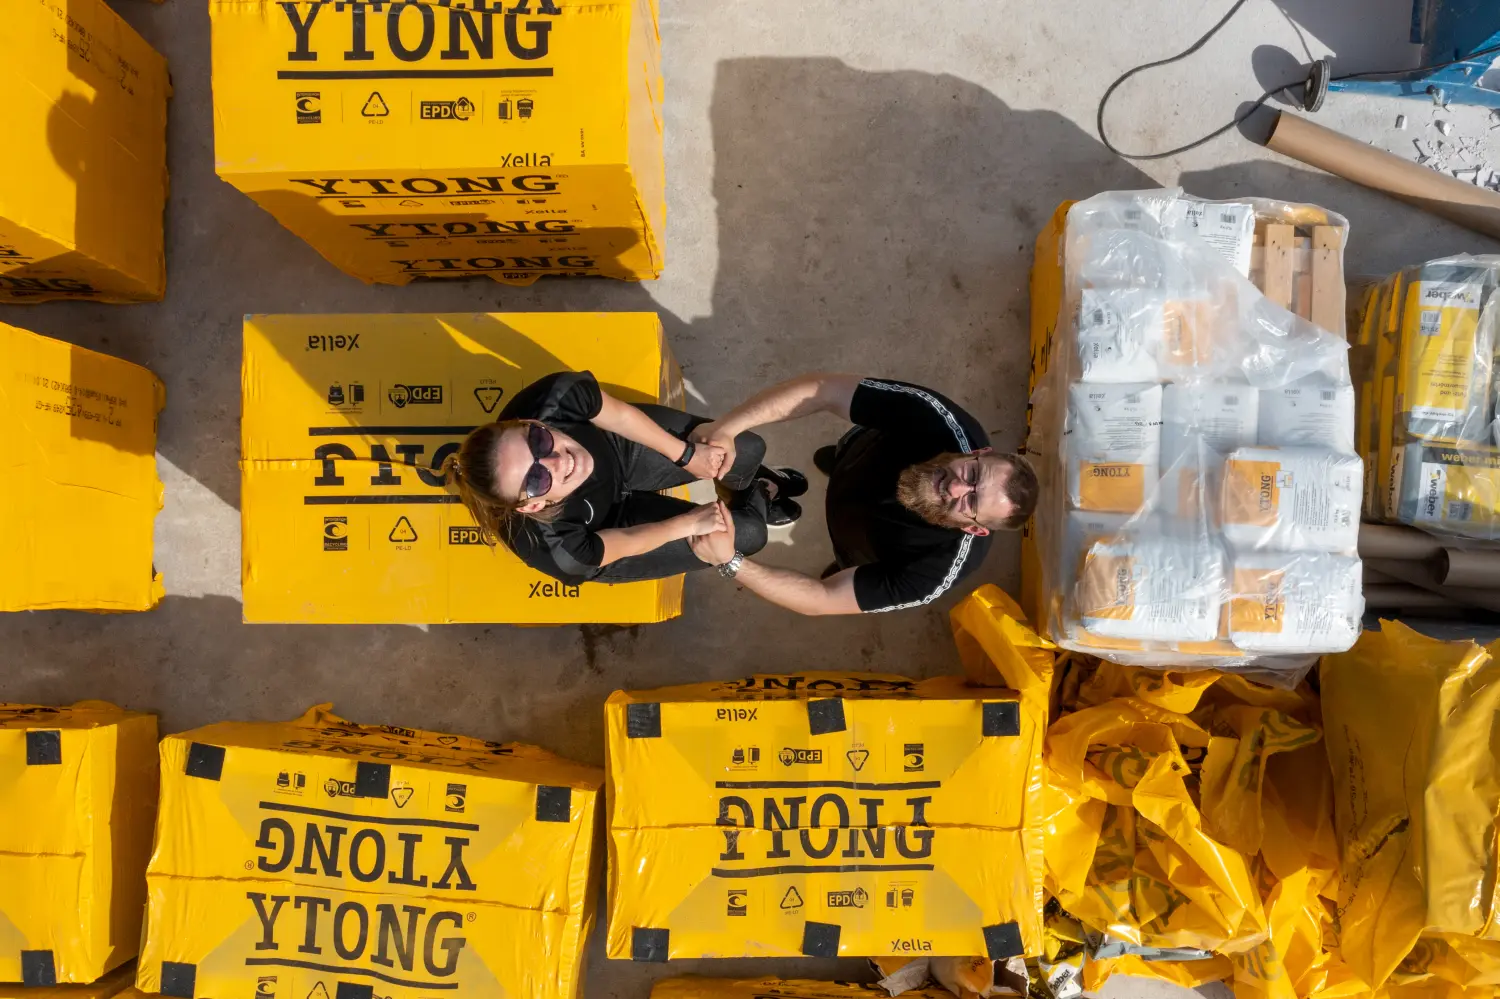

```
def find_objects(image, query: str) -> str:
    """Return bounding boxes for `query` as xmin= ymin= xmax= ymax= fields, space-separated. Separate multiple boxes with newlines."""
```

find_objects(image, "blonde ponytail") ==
xmin=446 ymin=420 xmax=563 ymax=547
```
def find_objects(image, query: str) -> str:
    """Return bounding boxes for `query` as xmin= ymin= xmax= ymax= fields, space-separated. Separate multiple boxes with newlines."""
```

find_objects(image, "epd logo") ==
xmin=389 ymin=384 xmax=444 ymax=407
xmin=323 ymin=778 xmax=359 ymax=799
xmin=778 ymin=748 xmax=822 ymax=766
xmin=448 ymin=526 xmax=485 ymax=546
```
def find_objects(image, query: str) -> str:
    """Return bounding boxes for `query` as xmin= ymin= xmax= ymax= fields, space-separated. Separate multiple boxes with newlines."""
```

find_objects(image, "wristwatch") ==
xmin=718 ymin=552 xmax=745 ymax=579
xmin=674 ymin=440 xmax=696 ymax=468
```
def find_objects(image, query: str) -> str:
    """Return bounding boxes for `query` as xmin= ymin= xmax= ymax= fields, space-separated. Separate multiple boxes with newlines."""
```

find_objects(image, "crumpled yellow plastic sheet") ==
xmin=1321 ymin=621 xmax=1500 ymax=997
xmin=1040 ymin=657 xmax=1363 ymax=999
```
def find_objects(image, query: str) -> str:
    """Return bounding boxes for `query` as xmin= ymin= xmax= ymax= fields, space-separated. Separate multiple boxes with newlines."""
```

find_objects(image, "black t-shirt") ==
xmin=826 ymin=378 xmax=992 ymax=613
xmin=498 ymin=371 xmax=629 ymax=583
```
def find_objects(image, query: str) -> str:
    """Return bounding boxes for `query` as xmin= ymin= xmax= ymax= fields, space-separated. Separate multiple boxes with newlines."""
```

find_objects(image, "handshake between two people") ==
xmin=676 ymin=498 xmax=738 ymax=567
xmin=673 ymin=421 xmax=739 ymax=483
xmin=681 ymin=421 xmax=748 ymax=567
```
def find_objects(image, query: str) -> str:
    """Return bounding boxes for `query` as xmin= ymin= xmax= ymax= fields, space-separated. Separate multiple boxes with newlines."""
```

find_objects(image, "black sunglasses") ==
xmin=521 ymin=423 xmax=556 ymax=500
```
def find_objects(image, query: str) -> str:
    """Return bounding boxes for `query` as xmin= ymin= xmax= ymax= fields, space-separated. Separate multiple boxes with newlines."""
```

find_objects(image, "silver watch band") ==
xmin=719 ymin=552 xmax=746 ymax=578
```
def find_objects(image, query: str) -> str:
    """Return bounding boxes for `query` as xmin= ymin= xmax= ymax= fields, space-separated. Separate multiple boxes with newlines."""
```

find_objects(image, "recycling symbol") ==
xmin=307 ymin=985 xmax=330 ymax=999
xmin=779 ymin=886 xmax=803 ymax=910
xmin=474 ymin=386 xmax=504 ymax=414
xmin=361 ymin=91 xmax=389 ymax=117
xmin=437 ymin=735 xmax=459 ymax=746
xmin=389 ymin=516 xmax=418 ymax=543
xmin=391 ymin=784 xmax=414 ymax=808
xmin=846 ymin=749 xmax=869 ymax=772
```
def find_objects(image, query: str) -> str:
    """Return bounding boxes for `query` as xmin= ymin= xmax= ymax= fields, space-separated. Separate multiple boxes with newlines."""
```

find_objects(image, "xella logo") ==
xmin=827 ymin=888 xmax=869 ymax=909
xmin=389 ymin=384 xmax=443 ymax=407
xmin=778 ymin=748 xmax=822 ymax=766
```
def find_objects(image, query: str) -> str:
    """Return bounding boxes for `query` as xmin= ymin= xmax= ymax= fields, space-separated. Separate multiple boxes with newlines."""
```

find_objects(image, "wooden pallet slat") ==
xmin=1263 ymin=223 xmax=1295 ymax=309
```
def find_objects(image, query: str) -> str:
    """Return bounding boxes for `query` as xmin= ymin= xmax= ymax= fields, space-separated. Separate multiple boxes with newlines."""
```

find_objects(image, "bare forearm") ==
xmin=595 ymin=393 xmax=687 ymax=460
xmin=596 ymin=519 xmax=688 ymax=565
xmin=731 ymin=560 xmax=862 ymax=616
xmin=717 ymin=373 xmax=860 ymax=437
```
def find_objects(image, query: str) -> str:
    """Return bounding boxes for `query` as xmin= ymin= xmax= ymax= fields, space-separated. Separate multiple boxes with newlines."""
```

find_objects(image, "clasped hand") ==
xmin=683 ymin=439 xmax=728 ymax=480
xmin=688 ymin=422 xmax=738 ymax=480
xmin=686 ymin=500 xmax=736 ymax=566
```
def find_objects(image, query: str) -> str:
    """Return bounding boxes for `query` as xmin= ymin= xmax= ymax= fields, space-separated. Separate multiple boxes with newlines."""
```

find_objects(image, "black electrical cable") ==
xmin=1097 ymin=0 xmax=1500 ymax=160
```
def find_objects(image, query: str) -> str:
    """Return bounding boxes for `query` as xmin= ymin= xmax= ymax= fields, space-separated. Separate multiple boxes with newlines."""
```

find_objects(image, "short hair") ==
xmin=985 ymin=453 xmax=1039 ymax=531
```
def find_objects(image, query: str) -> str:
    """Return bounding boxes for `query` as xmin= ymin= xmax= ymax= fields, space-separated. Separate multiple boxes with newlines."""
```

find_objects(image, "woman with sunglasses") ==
xmin=445 ymin=370 xmax=806 ymax=585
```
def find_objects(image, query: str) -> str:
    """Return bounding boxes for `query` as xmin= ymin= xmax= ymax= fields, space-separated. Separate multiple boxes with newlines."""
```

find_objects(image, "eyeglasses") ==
xmin=520 ymin=423 xmax=556 ymax=500
xmin=954 ymin=457 xmax=982 ymax=523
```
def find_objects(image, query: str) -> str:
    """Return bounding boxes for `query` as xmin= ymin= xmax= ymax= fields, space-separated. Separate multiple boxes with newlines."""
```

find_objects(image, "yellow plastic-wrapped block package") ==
xmin=240 ymin=312 xmax=684 ymax=623
xmin=210 ymin=0 xmax=662 ymax=286
xmin=605 ymin=621 xmax=1051 ymax=962
xmin=651 ymin=980 xmax=950 ymax=999
xmin=1321 ymin=622 xmax=1500 ymax=993
xmin=0 ymin=703 xmax=159 ymax=986
xmin=2 ymin=322 xmax=166 ymax=612
xmin=0 ymin=961 xmax=140 ymax=999
xmin=0 ymin=0 xmax=169 ymax=302
xmin=1025 ymin=189 xmax=1363 ymax=673
xmin=137 ymin=705 xmax=601 ymax=999
xmin=1351 ymin=256 xmax=1500 ymax=540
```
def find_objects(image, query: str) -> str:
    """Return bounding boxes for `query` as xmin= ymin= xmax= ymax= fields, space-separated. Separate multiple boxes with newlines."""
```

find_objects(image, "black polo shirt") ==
xmin=827 ymin=378 xmax=992 ymax=612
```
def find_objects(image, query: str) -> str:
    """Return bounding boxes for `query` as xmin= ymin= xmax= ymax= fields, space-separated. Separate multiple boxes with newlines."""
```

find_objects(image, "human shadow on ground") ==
xmin=0 ymin=54 xmax=1164 ymax=990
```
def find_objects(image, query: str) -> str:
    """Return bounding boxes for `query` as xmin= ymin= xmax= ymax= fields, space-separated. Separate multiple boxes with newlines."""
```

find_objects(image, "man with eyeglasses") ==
xmin=686 ymin=374 xmax=1039 ymax=615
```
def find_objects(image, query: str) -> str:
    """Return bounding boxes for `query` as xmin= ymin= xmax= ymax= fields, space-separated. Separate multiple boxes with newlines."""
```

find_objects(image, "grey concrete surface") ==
xmin=5 ymin=0 xmax=1500 ymax=996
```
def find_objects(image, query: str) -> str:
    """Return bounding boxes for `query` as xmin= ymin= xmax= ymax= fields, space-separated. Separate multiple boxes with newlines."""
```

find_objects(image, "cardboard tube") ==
xmin=1358 ymin=523 xmax=1444 ymax=561
xmin=1366 ymin=558 xmax=1500 ymax=613
xmin=1267 ymin=112 xmax=1500 ymax=241
xmin=1436 ymin=547 xmax=1500 ymax=588
xmin=1363 ymin=584 xmax=1456 ymax=610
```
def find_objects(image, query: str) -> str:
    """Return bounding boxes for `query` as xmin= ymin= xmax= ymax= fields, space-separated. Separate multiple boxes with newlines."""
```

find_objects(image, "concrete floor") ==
xmin=6 ymin=0 xmax=1500 ymax=996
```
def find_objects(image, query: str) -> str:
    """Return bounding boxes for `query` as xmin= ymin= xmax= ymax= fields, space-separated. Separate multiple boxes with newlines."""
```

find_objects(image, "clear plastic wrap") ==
xmin=1028 ymin=189 xmax=1364 ymax=671
xmin=1352 ymin=255 xmax=1500 ymax=540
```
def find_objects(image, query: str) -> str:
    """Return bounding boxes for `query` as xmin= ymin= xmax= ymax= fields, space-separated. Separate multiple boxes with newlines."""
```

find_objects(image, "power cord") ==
xmin=1097 ymin=0 xmax=1500 ymax=160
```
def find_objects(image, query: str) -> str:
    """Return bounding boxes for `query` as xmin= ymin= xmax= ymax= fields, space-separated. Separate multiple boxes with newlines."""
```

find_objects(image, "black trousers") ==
xmin=592 ymin=405 xmax=769 ymax=584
